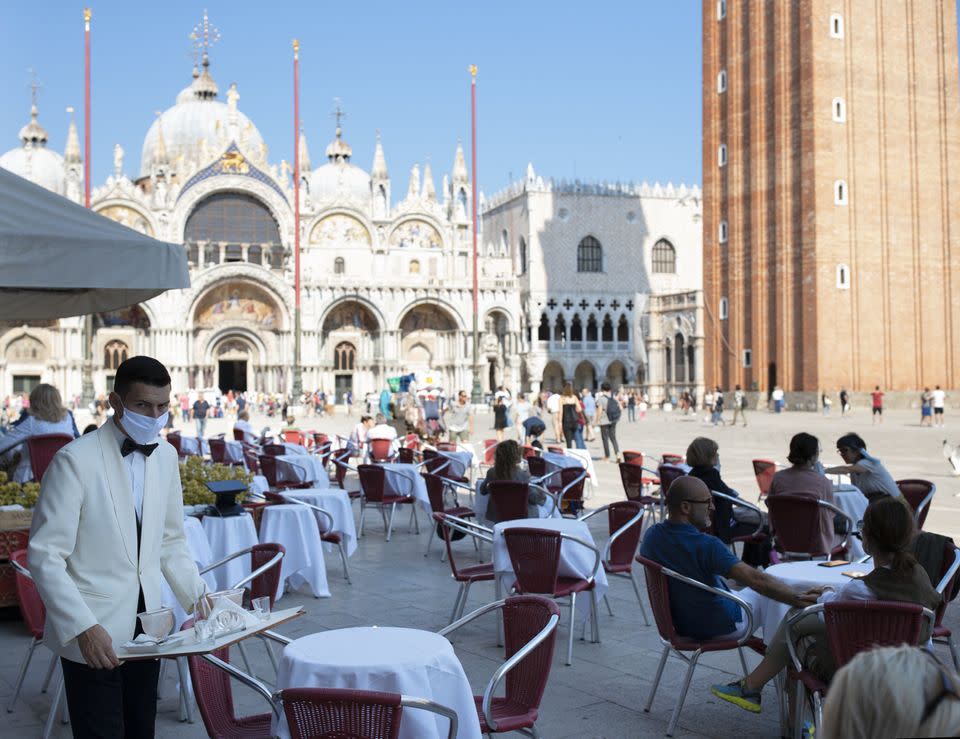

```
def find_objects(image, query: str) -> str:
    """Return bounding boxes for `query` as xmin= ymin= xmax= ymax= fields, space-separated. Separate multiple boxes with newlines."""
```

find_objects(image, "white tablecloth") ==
xmin=380 ymin=463 xmax=431 ymax=515
xmin=201 ymin=513 xmax=259 ymax=591
xmin=492 ymin=518 xmax=607 ymax=624
xmin=543 ymin=450 xmax=597 ymax=493
xmin=833 ymin=486 xmax=869 ymax=560
xmin=274 ymin=627 xmax=480 ymax=739
xmin=741 ymin=560 xmax=874 ymax=643
xmin=473 ymin=479 xmax=560 ymax=523
xmin=283 ymin=442 xmax=309 ymax=455
xmin=275 ymin=454 xmax=329 ymax=486
xmin=161 ymin=516 xmax=218 ymax=627
xmin=179 ymin=436 xmax=209 ymax=457
xmin=258 ymin=504 xmax=330 ymax=599
xmin=281 ymin=489 xmax=358 ymax=556
xmin=438 ymin=450 xmax=473 ymax=479
xmin=222 ymin=439 xmax=245 ymax=463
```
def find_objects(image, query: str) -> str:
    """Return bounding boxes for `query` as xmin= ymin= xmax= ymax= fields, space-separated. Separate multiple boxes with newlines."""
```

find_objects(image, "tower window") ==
xmin=718 ymin=144 xmax=727 ymax=167
xmin=334 ymin=256 xmax=345 ymax=274
xmin=742 ymin=349 xmax=752 ymax=368
xmin=651 ymin=239 xmax=677 ymax=274
xmin=832 ymin=97 xmax=846 ymax=122
xmin=834 ymin=180 xmax=848 ymax=205
xmin=717 ymin=0 xmax=726 ymax=20
xmin=577 ymin=235 xmax=603 ymax=273
xmin=837 ymin=263 xmax=851 ymax=289
xmin=830 ymin=13 xmax=844 ymax=38
xmin=719 ymin=220 xmax=728 ymax=244
xmin=719 ymin=297 xmax=729 ymax=320
xmin=717 ymin=70 xmax=727 ymax=93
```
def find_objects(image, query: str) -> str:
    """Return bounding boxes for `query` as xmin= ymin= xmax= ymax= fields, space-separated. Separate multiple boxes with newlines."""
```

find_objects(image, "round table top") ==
xmin=284 ymin=627 xmax=453 ymax=669
xmin=765 ymin=560 xmax=873 ymax=589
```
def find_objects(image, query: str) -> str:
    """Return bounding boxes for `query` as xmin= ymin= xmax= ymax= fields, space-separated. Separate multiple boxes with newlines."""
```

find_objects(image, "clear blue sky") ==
xmin=0 ymin=2 xmax=704 ymax=196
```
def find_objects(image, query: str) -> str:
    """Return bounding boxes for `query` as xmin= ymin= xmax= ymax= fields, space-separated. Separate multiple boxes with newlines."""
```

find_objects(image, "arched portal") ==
xmin=399 ymin=304 xmax=458 ymax=386
xmin=322 ymin=301 xmax=382 ymax=401
xmin=211 ymin=335 xmax=260 ymax=393
xmin=574 ymin=361 xmax=596 ymax=391
xmin=542 ymin=361 xmax=564 ymax=393
xmin=606 ymin=360 xmax=628 ymax=390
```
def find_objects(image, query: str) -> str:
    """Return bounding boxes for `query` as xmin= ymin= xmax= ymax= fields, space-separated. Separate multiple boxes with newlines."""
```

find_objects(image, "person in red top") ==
xmin=871 ymin=386 xmax=884 ymax=425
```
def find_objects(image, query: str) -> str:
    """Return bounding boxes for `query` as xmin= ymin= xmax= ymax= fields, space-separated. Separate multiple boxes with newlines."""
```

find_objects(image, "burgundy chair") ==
xmin=656 ymin=463 xmax=687 ymax=498
xmin=546 ymin=445 xmax=565 ymax=455
xmin=357 ymin=464 xmax=419 ymax=541
xmin=786 ymin=600 xmax=934 ymax=735
xmin=369 ymin=438 xmax=396 ymax=462
xmin=660 ymin=453 xmax=684 ymax=465
xmin=208 ymin=437 xmax=242 ymax=467
xmin=618 ymin=462 xmax=662 ymax=521
xmin=7 ymin=549 xmax=65 ymax=726
xmin=926 ymin=537 xmax=960 ymax=669
xmin=526 ymin=455 xmax=547 ymax=479
xmin=422 ymin=473 xmax=475 ymax=557
xmin=167 ymin=431 xmax=186 ymax=459
xmin=580 ymin=501 xmax=649 ymax=624
xmin=897 ymin=479 xmax=936 ymax=529
xmin=636 ymin=555 xmax=765 ymax=737
xmin=396 ymin=447 xmax=417 ymax=464
xmin=258 ymin=454 xmax=309 ymax=491
xmin=554 ymin=467 xmax=588 ymax=517
xmin=481 ymin=439 xmax=500 ymax=467
xmin=269 ymin=494 xmax=352 ymax=584
xmin=487 ymin=481 xmax=532 ymax=522
xmin=502 ymin=526 xmax=601 ymax=665
xmin=436 ymin=441 xmax=457 ymax=452
xmin=521 ymin=445 xmax=539 ymax=460
xmin=439 ymin=595 xmax=561 ymax=736
xmin=280 ymin=688 xmax=458 ymax=739
xmin=752 ymin=458 xmax=777 ymax=500
xmin=233 ymin=428 xmax=246 ymax=442
xmin=262 ymin=443 xmax=286 ymax=456
xmin=282 ymin=430 xmax=307 ymax=448
xmin=765 ymin=493 xmax=853 ymax=560
xmin=621 ymin=450 xmax=645 ymax=466
xmin=436 ymin=513 xmax=495 ymax=622
xmin=243 ymin=450 xmax=261 ymax=475
xmin=26 ymin=434 xmax=73 ymax=482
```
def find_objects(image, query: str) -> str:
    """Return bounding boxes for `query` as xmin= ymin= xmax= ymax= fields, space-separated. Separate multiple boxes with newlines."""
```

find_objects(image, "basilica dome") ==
xmin=308 ymin=127 xmax=371 ymax=205
xmin=139 ymin=61 xmax=265 ymax=178
xmin=0 ymin=106 xmax=66 ymax=195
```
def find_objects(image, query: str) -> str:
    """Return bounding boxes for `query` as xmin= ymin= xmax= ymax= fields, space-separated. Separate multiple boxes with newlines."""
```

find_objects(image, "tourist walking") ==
xmin=932 ymin=385 xmax=947 ymax=427
xmin=921 ymin=388 xmax=933 ymax=427
xmin=821 ymin=392 xmax=832 ymax=415
xmin=840 ymin=388 xmax=850 ymax=416
xmin=192 ymin=392 xmax=210 ymax=438
xmin=871 ymin=385 xmax=884 ymax=424
xmin=595 ymin=382 xmax=622 ymax=462
xmin=771 ymin=385 xmax=785 ymax=413
xmin=731 ymin=384 xmax=747 ymax=427
xmin=711 ymin=387 xmax=726 ymax=426
xmin=627 ymin=392 xmax=637 ymax=422
xmin=580 ymin=388 xmax=597 ymax=441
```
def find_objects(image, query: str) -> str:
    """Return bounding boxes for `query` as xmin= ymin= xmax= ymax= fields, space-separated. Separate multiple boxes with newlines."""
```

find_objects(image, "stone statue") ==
xmin=113 ymin=144 xmax=124 ymax=177
xmin=227 ymin=82 xmax=240 ymax=112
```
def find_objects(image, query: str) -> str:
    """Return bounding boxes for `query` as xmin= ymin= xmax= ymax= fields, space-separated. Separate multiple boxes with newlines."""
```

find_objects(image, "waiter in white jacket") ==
xmin=28 ymin=356 xmax=208 ymax=738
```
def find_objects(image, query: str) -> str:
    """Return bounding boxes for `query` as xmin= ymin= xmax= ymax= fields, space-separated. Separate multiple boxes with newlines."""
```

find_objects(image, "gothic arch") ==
xmin=386 ymin=214 xmax=448 ymax=251
xmin=317 ymin=295 xmax=386 ymax=334
xmin=95 ymin=200 xmax=157 ymax=237
xmin=395 ymin=298 xmax=466 ymax=331
xmin=307 ymin=207 xmax=377 ymax=249
xmin=184 ymin=264 xmax=293 ymax=327
xmin=201 ymin=325 xmax=268 ymax=365
xmin=188 ymin=278 xmax=287 ymax=332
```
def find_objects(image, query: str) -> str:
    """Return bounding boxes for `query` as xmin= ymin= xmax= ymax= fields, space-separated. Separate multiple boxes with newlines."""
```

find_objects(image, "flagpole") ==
xmin=81 ymin=7 xmax=94 ymax=405
xmin=292 ymin=39 xmax=303 ymax=402
xmin=469 ymin=64 xmax=482 ymax=404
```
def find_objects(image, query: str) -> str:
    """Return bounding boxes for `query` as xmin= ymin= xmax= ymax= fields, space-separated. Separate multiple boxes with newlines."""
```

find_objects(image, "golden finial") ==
xmin=469 ymin=64 xmax=478 ymax=81
xmin=293 ymin=39 xmax=299 ymax=58
xmin=83 ymin=7 xmax=91 ymax=27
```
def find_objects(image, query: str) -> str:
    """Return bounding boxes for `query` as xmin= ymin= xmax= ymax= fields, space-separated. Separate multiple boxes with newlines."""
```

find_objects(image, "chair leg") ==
xmin=630 ymin=570 xmax=651 ymax=626
xmin=338 ymin=542 xmax=352 ymax=583
xmin=41 ymin=651 xmax=57 ymax=694
xmin=604 ymin=594 xmax=614 ymax=617
xmin=495 ymin=578 xmax=503 ymax=647
xmin=666 ymin=650 xmax=701 ymax=737
xmin=450 ymin=584 xmax=466 ymax=624
xmin=386 ymin=502 xmax=397 ymax=541
xmin=590 ymin=593 xmax=600 ymax=643
xmin=458 ymin=581 xmax=473 ymax=621
xmin=41 ymin=673 xmax=63 ymax=739
xmin=424 ymin=525 xmax=436 ymax=557
xmin=358 ymin=501 xmax=366 ymax=537
xmin=566 ymin=592 xmax=577 ymax=665
xmin=791 ymin=681 xmax=806 ymax=739
xmin=408 ymin=503 xmax=420 ymax=534
xmin=6 ymin=637 xmax=38 ymax=712
xmin=176 ymin=656 xmax=194 ymax=723
xmin=738 ymin=647 xmax=749 ymax=676
xmin=812 ymin=692 xmax=824 ymax=736
xmin=263 ymin=637 xmax=279 ymax=676
xmin=237 ymin=640 xmax=254 ymax=677
xmin=644 ymin=644 xmax=671 ymax=713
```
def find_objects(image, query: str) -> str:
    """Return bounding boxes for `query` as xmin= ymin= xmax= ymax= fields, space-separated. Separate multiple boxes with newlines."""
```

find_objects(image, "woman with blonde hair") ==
xmin=821 ymin=645 xmax=960 ymax=738
xmin=0 ymin=383 xmax=78 ymax=481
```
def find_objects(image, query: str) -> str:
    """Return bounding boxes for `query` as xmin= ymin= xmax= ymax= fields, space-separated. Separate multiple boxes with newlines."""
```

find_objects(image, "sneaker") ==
xmin=710 ymin=679 xmax=762 ymax=713
xmin=801 ymin=720 xmax=815 ymax=738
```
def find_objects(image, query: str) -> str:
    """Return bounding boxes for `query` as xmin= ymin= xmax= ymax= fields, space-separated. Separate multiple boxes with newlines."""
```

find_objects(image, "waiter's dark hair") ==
xmin=113 ymin=356 xmax=171 ymax=399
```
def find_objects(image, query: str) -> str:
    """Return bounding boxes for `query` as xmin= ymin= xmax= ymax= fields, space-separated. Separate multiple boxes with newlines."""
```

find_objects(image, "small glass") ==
xmin=251 ymin=596 xmax=271 ymax=621
xmin=193 ymin=618 xmax=214 ymax=643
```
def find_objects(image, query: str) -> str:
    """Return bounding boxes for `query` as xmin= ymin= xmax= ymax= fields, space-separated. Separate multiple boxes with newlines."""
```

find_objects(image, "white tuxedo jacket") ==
xmin=28 ymin=423 xmax=206 ymax=663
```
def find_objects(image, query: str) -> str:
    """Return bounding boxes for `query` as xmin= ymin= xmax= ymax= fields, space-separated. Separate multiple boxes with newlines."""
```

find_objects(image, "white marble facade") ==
xmin=1 ymin=55 xmax=702 ymax=404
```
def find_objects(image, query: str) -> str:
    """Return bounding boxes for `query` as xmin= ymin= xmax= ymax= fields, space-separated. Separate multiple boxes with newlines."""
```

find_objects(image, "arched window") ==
xmin=652 ymin=239 xmax=677 ymax=274
xmin=103 ymin=340 xmax=129 ymax=370
xmin=832 ymin=97 xmax=846 ymax=122
xmin=334 ymin=342 xmax=356 ymax=371
xmin=519 ymin=237 xmax=527 ymax=274
xmin=334 ymin=257 xmax=345 ymax=274
xmin=674 ymin=334 xmax=686 ymax=383
xmin=718 ymin=144 xmax=727 ymax=167
xmin=409 ymin=259 xmax=420 ymax=275
xmin=719 ymin=220 xmax=728 ymax=243
xmin=577 ymin=236 xmax=603 ymax=273
xmin=586 ymin=315 xmax=599 ymax=342
xmin=570 ymin=314 xmax=583 ymax=341
xmin=717 ymin=70 xmax=727 ymax=93
xmin=617 ymin=315 xmax=629 ymax=342
xmin=717 ymin=0 xmax=726 ymax=20
xmin=836 ymin=263 xmax=851 ymax=289
xmin=553 ymin=314 xmax=566 ymax=343
xmin=830 ymin=13 xmax=844 ymax=38
xmin=184 ymin=192 xmax=282 ymax=264
xmin=601 ymin=315 xmax=614 ymax=342
xmin=834 ymin=179 xmax=848 ymax=205
xmin=500 ymin=229 xmax=509 ymax=255
xmin=719 ymin=297 xmax=729 ymax=320
xmin=537 ymin=313 xmax=550 ymax=341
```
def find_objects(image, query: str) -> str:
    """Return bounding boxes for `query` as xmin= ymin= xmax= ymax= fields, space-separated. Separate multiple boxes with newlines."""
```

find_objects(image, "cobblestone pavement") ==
xmin=2 ymin=405 xmax=956 ymax=738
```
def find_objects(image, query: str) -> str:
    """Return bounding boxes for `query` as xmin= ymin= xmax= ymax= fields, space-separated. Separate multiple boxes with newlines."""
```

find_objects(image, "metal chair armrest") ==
xmin=202 ymin=652 xmax=281 ymax=718
xmin=437 ymin=598 xmax=507 ymax=636
xmin=530 ymin=468 xmax=562 ymax=485
xmin=785 ymin=603 xmax=825 ymax=673
xmin=817 ymin=499 xmax=857 ymax=551
xmin=661 ymin=566 xmax=757 ymax=645
xmin=578 ymin=504 xmax=610 ymax=522
xmin=199 ymin=546 xmax=256 ymax=576
xmin=557 ymin=471 xmax=589 ymax=513
xmin=441 ymin=514 xmax=493 ymax=543
xmin=230 ymin=550 xmax=284 ymax=591
xmin=560 ymin=533 xmax=602 ymax=583
xmin=937 ymin=549 xmax=960 ymax=594
xmin=399 ymin=696 xmax=458 ymax=739
xmin=915 ymin=490 xmax=935 ymax=523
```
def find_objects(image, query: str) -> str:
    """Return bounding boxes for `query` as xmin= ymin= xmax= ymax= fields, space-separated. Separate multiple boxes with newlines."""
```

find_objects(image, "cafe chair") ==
xmin=257 ymin=454 xmax=310 ymax=492
xmin=765 ymin=493 xmax=855 ymax=561
xmin=436 ymin=441 xmax=457 ymax=452
xmin=526 ymin=455 xmax=547 ymax=479
xmin=656 ymin=463 xmax=687 ymax=499
xmin=554 ymin=468 xmax=588 ymax=517
xmin=208 ymin=438 xmax=242 ymax=467
xmin=751 ymin=459 xmax=778 ymax=500
xmin=786 ymin=600 xmax=935 ymax=736
xmin=621 ymin=449 xmax=644 ymax=466
xmin=167 ymin=431 xmax=187 ymax=459
xmin=422 ymin=473 xmax=476 ymax=558
xmin=281 ymin=688 xmax=459 ymax=739
xmin=26 ymin=433 xmax=73 ymax=483
xmin=919 ymin=535 xmax=960 ymax=669
xmin=439 ymin=595 xmax=561 ymax=737
xmin=357 ymin=464 xmax=419 ymax=541
xmin=896 ymin=479 xmax=936 ymax=529
xmin=579 ymin=502 xmax=649 ymax=624
xmin=7 ymin=550 xmax=67 ymax=739
xmin=521 ymin=445 xmax=540 ymax=460
xmin=182 ymin=618 xmax=288 ymax=739
xmin=262 ymin=443 xmax=286 ymax=457
xmin=660 ymin=453 xmax=684 ymax=466
xmin=502 ymin=527 xmax=601 ymax=666
xmin=282 ymin=429 xmax=306 ymax=447
xmin=369 ymin=438 xmax=397 ymax=463
xmin=636 ymin=555 xmax=765 ymax=737
xmin=233 ymin=428 xmax=246 ymax=442
xmin=487 ymin=481 xmax=534 ymax=523
xmin=436 ymin=514 xmax=495 ymax=623
xmin=618 ymin=463 xmax=662 ymax=524
xmin=396 ymin=447 xmax=418 ymax=464
xmin=332 ymin=448 xmax=360 ymax=497
xmin=710 ymin=490 xmax=768 ymax=555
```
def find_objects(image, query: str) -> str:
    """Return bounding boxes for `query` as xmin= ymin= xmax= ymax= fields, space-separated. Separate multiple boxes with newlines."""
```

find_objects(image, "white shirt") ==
xmin=350 ymin=422 xmax=370 ymax=448
xmin=932 ymin=389 xmax=946 ymax=409
xmin=233 ymin=419 xmax=259 ymax=444
xmin=546 ymin=394 xmax=560 ymax=414
xmin=109 ymin=419 xmax=148 ymax=521
xmin=367 ymin=423 xmax=398 ymax=441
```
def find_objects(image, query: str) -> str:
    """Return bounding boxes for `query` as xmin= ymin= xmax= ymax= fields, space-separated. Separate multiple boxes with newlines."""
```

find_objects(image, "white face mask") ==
xmin=119 ymin=405 xmax=168 ymax=445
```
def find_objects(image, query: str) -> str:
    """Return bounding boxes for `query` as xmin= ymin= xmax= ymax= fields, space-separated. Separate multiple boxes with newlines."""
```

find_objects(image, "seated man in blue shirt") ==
xmin=640 ymin=476 xmax=814 ymax=674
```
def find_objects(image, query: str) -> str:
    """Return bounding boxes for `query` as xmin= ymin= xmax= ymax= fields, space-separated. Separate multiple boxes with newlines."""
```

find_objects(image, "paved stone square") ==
xmin=2 ymin=405 xmax=957 ymax=738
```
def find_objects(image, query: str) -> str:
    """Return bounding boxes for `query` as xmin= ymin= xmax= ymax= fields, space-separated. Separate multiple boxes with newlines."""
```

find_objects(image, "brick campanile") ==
xmin=703 ymin=0 xmax=960 ymax=400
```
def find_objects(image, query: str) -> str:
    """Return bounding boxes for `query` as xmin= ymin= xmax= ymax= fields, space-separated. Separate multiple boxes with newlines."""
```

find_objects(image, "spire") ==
xmin=407 ymin=164 xmax=420 ymax=199
xmin=324 ymin=99 xmax=352 ymax=162
xmin=188 ymin=10 xmax=220 ymax=99
xmin=64 ymin=106 xmax=81 ymax=163
xmin=452 ymin=140 xmax=468 ymax=184
xmin=18 ymin=106 xmax=49 ymax=147
xmin=371 ymin=131 xmax=388 ymax=180
xmin=298 ymin=128 xmax=311 ymax=172
xmin=422 ymin=161 xmax=436 ymax=201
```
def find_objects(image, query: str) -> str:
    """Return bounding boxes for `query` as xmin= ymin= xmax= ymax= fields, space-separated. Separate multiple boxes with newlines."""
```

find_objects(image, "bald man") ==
xmin=639 ymin=476 xmax=815 ymax=641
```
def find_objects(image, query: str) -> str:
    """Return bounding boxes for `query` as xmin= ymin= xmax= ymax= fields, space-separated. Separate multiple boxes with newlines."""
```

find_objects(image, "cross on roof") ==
xmin=546 ymin=299 xmax=557 ymax=310
xmin=579 ymin=299 xmax=589 ymax=310
xmin=626 ymin=300 xmax=634 ymax=310
xmin=610 ymin=299 xmax=620 ymax=310
xmin=562 ymin=299 xmax=574 ymax=310
xmin=333 ymin=98 xmax=346 ymax=130
xmin=190 ymin=10 xmax=221 ymax=64
xmin=26 ymin=68 xmax=42 ymax=107
xmin=594 ymin=299 xmax=605 ymax=311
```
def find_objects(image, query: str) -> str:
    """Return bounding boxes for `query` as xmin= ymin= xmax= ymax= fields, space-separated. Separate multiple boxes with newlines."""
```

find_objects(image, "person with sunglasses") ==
xmin=823 ymin=432 xmax=901 ymax=502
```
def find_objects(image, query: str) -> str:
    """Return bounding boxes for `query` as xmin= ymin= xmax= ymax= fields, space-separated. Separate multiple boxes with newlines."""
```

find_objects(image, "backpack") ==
xmin=606 ymin=395 xmax=621 ymax=422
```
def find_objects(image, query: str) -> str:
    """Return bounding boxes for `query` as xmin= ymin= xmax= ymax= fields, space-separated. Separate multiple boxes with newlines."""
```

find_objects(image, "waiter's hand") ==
xmin=78 ymin=624 xmax=120 ymax=670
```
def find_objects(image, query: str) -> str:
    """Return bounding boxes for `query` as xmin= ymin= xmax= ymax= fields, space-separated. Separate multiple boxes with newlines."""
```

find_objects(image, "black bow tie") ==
xmin=121 ymin=438 xmax=158 ymax=457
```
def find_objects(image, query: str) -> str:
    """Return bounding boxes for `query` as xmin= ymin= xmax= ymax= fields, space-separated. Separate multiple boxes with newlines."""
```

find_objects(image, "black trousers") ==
xmin=61 ymin=656 xmax=160 ymax=739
